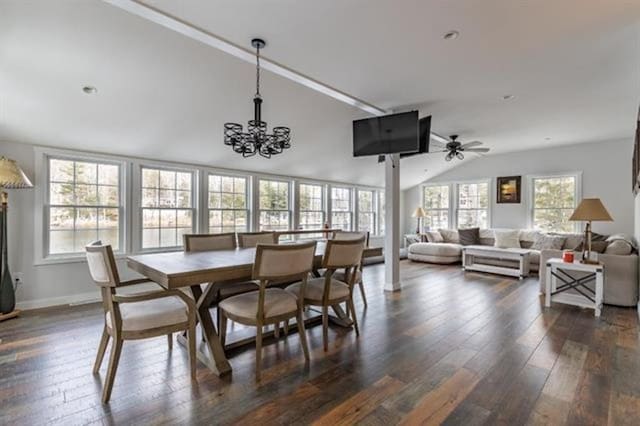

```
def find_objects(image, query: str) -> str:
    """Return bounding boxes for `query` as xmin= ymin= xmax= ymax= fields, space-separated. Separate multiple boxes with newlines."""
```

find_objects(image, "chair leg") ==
xmin=220 ymin=311 xmax=228 ymax=348
xmin=297 ymin=312 xmax=310 ymax=362
xmin=187 ymin=324 xmax=197 ymax=381
xmin=283 ymin=319 xmax=289 ymax=337
xmin=348 ymin=297 xmax=360 ymax=336
xmin=102 ymin=337 xmax=123 ymax=404
xmin=274 ymin=322 xmax=280 ymax=339
xmin=255 ymin=325 xmax=263 ymax=381
xmin=322 ymin=306 xmax=329 ymax=352
xmin=167 ymin=333 xmax=173 ymax=350
xmin=358 ymin=281 xmax=368 ymax=308
xmin=93 ymin=326 xmax=110 ymax=374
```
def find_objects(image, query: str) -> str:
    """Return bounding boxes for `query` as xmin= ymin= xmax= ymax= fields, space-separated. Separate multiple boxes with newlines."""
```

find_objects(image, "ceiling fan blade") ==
xmin=461 ymin=141 xmax=483 ymax=149
xmin=430 ymin=140 xmax=447 ymax=148
xmin=464 ymin=147 xmax=490 ymax=153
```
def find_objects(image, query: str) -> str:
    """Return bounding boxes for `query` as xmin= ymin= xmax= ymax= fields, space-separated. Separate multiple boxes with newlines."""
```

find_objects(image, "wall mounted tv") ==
xmin=377 ymin=115 xmax=431 ymax=162
xmin=352 ymin=111 xmax=419 ymax=157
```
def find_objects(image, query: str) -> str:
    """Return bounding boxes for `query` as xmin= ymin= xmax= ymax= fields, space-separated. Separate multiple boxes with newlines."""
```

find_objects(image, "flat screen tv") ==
xmin=353 ymin=111 xmax=419 ymax=157
xmin=377 ymin=115 xmax=431 ymax=162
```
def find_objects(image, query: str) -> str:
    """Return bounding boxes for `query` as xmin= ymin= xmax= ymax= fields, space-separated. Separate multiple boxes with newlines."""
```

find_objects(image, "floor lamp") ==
xmin=0 ymin=157 xmax=33 ymax=321
xmin=412 ymin=207 xmax=427 ymax=234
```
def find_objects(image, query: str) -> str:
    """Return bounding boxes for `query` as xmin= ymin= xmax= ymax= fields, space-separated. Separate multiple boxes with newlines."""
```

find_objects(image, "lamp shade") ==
xmin=412 ymin=207 xmax=427 ymax=218
xmin=0 ymin=157 xmax=33 ymax=189
xmin=569 ymin=198 xmax=613 ymax=222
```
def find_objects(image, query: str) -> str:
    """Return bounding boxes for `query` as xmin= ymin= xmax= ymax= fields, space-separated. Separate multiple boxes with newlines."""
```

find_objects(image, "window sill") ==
xmin=34 ymin=252 xmax=129 ymax=267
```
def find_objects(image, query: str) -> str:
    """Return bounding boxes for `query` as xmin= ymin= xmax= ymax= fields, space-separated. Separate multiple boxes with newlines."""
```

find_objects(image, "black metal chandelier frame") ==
xmin=224 ymin=38 xmax=291 ymax=158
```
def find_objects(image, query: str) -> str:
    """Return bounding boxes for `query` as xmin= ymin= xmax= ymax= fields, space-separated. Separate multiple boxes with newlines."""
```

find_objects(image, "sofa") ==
xmin=407 ymin=228 xmax=639 ymax=307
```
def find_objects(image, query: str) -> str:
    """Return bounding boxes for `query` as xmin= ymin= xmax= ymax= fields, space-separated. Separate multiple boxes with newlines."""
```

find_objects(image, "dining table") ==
xmin=126 ymin=242 xmax=382 ymax=376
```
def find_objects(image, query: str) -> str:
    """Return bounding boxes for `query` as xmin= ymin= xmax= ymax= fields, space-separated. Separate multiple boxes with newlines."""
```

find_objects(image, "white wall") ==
xmin=403 ymin=139 xmax=634 ymax=236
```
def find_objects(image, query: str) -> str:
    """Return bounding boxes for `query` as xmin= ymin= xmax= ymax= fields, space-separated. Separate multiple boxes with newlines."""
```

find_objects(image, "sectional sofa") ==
xmin=407 ymin=228 xmax=638 ymax=307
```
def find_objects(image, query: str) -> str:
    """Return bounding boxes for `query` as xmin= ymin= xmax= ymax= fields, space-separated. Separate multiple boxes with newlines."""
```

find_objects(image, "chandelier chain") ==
xmin=255 ymin=44 xmax=261 ymax=97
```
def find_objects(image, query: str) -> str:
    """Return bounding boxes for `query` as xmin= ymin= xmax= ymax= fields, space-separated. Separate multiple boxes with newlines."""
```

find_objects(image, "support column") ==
xmin=384 ymin=154 xmax=401 ymax=292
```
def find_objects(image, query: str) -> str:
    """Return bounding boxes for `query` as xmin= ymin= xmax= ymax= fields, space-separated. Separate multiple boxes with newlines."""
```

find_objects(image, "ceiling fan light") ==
xmin=445 ymin=153 xmax=453 ymax=161
xmin=456 ymin=152 xmax=464 ymax=160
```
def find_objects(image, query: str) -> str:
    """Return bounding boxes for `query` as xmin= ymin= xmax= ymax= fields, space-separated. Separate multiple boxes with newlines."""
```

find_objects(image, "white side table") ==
xmin=545 ymin=259 xmax=604 ymax=317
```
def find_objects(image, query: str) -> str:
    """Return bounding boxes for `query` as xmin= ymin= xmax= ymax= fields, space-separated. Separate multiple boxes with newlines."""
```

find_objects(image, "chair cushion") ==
xmin=219 ymin=288 xmax=297 ymax=320
xmin=106 ymin=296 xmax=188 ymax=332
xmin=286 ymin=277 xmax=350 ymax=302
xmin=332 ymin=270 xmax=362 ymax=284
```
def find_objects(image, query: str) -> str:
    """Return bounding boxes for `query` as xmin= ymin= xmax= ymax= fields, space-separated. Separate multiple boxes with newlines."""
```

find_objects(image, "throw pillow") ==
xmin=425 ymin=231 xmax=444 ymax=243
xmin=531 ymin=234 xmax=566 ymax=250
xmin=494 ymin=229 xmax=521 ymax=249
xmin=438 ymin=229 xmax=460 ymax=244
xmin=605 ymin=240 xmax=633 ymax=256
xmin=458 ymin=227 xmax=480 ymax=246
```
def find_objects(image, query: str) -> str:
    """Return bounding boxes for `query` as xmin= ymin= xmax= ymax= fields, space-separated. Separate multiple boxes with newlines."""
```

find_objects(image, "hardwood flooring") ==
xmin=1 ymin=261 xmax=639 ymax=425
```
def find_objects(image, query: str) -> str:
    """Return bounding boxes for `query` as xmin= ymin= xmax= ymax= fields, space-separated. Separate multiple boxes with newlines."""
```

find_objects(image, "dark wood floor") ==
xmin=1 ymin=261 xmax=639 ymax=425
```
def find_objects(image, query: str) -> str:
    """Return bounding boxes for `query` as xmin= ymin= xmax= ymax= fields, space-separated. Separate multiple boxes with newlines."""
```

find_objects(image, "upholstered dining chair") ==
xmin=237 ymin=231 xmax=277 ymax=248
xmin=218 ymin=241 xmax=316 ymax=380
xmin=182 ymin=233 xmax=258 ymax=332
xmin=331 ymin=231 xmax=369 ymax=308
xmin=286 ymin=237 xmax=365 ymax=351
xmin=86 ymin=242 xmax=197 ymax=403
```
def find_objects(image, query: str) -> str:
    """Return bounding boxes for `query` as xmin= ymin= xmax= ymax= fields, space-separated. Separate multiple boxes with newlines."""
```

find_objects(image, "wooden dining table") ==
xmin=127 ymin=243 xmax=382 ymax=376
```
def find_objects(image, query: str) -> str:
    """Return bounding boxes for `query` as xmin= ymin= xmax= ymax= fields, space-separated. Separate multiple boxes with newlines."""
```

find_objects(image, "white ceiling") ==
xmin=1 ymin=0 xmax=639 ymax=189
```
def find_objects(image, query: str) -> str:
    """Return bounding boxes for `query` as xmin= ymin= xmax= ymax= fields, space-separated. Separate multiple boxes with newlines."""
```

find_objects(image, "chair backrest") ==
xmin=252 ymin=241 xmax=317 ymax=282
xmin=322 ymin=237 xmax=366 ymax=270
xmin=183 ymin=233 xmax=237 ymax=252
xmin=332 ymin=230 xmax=370 ymax=247
xmin=85 ymin=241 xmax=120 ymax=287
xmin=238 ymin=231 xmax=277 ymax=248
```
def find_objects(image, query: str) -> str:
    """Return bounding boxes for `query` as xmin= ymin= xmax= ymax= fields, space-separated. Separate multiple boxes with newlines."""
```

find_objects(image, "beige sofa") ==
xmin=407 ymin=229 xmax=639 ymax=307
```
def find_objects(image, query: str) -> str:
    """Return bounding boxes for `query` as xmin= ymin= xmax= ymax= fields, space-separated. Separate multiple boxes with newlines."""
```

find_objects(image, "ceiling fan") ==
xmin=430 ymin=135 xmax=490 ymax=161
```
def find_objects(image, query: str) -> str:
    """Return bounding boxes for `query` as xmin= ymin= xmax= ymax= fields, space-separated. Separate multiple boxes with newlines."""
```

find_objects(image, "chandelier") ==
xmin=224 ymin=38 xmax=291 ymax=158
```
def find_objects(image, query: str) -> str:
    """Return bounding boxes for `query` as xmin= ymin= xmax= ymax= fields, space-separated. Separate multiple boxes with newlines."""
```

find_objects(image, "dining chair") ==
xmin=183 ymin=233 xmax=258 ymax=332
xmin=331 ymin=231 xmax=369 ymax=308
xmin=218 ymin=241 xmax=316 ymax=380
xmin=86 ymin=242 xmax=197 ymax=403
xmin=286 ymin=237 xmax=365 ymax=351
xmin=237 ymin=231 xmax=278 ymax=248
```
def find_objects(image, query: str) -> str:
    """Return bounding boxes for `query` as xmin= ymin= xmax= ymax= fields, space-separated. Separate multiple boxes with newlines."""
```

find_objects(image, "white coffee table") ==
xmin=462 ymin=245 xmax=531 ymax=279
xmin=545 ymin=259 xmax=604 ymax=317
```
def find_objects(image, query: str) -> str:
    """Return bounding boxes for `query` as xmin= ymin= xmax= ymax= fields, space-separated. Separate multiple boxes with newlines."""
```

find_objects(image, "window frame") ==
xmin=206 ymin=172 xmax=251 ymax=234
xmin=35 ymin=149 xmax=129 ymax=264
xmin=296 ymin=181 xmax=327 ymax=230
xmin=257 ymin=177 xmax=292 ymax=231
xmin=527 ymin=172 xmax=582 ymax=233
xmin=356 ymin=188 xmax=377 ymax=234
xmin=135 ymin=162 xmax=199 ymax=253
xmin=455 ymin=179 xmax=491 ymax=229
xmin=330 ymin=185 xmax=354 ymax=231
xmin=421 ymin=183 xmax=454 ymax=230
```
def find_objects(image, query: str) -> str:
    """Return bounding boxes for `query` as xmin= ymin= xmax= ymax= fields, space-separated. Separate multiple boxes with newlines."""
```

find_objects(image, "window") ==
xmin=422 ymin=185 xmax=450 ymax=230
xmin=457 ymin=182 xmax=489 ymax=228
xmin=531 ymin=175 xmax=578 ymax=232
xmin=357 ymin=190 xmax=376 ymax=233
xmin=47 ymin=158 xmax=122 ymax=255
xmin=331 ymin=187 xmax=353 ymax=230
xmin=259 ymin=179 xmax=290 ymax=231
xmin=208 ymin=174 xmax=248 ymax=233
xmin=140 ymin=167 xmax=195 ymax=249
xmin=299 ymin=183 xmax=325 ymax=229
xmin=378 ymin=191 xmax=385 ymax=235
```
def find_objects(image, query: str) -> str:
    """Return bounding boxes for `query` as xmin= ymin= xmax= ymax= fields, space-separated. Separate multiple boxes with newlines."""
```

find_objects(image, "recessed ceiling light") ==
xmin=544 ymin=137 xmax=552 ymax=142
xmin=82 ymin=86 xmax=97 ymax=94
xmin=443 ymin=30 xmax=460 ymax=40
xmin=502 ymin=94 xmax=515 ymax=100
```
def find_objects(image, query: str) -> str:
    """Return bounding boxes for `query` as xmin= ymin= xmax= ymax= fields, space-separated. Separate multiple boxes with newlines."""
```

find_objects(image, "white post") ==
xmin=384 ymin=154 xmax=401 ymax=292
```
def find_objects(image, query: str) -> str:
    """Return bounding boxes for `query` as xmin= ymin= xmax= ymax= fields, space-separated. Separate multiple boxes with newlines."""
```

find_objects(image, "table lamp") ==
xmin=0 ymin=157 xmax=33 ymax=320
xmin=412 ymin=207 xmax=427 ymax=234
xmin=569 ymin=198 xmax=612 ymax=264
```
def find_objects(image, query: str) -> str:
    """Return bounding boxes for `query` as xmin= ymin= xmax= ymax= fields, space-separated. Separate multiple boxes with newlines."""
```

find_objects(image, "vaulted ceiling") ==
xmin=1 ymin=0 xmax=638 ymax=189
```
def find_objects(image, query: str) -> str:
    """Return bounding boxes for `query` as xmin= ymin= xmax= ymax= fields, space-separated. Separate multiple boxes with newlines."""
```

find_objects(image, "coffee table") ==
xmin=462 ymin=245 xmax=531 ymax=279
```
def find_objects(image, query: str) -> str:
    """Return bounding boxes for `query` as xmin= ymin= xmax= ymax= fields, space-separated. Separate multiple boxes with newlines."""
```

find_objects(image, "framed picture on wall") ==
xmin=497 ymin=176 xmax=521 ymax=204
